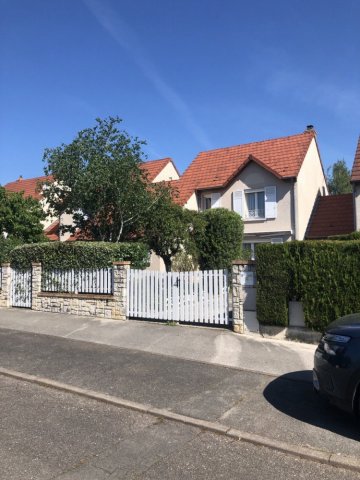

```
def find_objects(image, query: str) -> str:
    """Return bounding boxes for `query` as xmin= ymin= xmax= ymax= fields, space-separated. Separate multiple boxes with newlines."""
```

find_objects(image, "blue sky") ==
xmin=1 ymin=0 xmax=359 ymax=185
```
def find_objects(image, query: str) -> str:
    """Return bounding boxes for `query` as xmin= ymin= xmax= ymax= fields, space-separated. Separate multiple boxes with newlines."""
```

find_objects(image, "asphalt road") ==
xmin=0 ymin=327 xmax=359 ymax=460
xmin=2 ymin=375 xmax=360 ymax=480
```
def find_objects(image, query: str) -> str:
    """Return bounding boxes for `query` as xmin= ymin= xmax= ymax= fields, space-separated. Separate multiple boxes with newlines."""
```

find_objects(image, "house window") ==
xmin=242 ymin=243 xmax=254 ymax=260
xmin=242 ymin=238 xmax=283 ymax=260
xmin=245 ymin=190 xmax=265 ymax=219
xmin=203 ymin=196 xmax=212 ymax=210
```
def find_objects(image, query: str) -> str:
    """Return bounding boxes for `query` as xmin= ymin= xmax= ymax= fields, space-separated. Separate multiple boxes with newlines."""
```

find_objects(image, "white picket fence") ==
xmin=127 ymin=269 xmax=229 ymax=325
xmin=41 ymin=268 xmax=113 ymax=295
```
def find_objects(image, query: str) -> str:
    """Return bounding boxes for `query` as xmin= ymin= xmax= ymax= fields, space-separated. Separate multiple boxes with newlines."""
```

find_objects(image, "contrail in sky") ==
xmin=83 ymin=0 xmax=212 ymax=149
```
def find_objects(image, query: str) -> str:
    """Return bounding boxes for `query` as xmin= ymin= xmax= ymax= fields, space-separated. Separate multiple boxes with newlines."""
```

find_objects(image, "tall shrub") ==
xmin=256 ymin=244 xmax=289 ymax=326
xmin=195 ymin=208 xmax=243 ymax=270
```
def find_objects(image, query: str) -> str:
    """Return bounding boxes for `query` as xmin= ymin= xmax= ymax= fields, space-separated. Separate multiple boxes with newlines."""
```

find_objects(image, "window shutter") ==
xmin=232 ymin=190 xmax=243 ymax=216
xmin=211 ymin=192 xmax=221 ymax=208
xmin=265 ymin=186 xmax=277 ymax=218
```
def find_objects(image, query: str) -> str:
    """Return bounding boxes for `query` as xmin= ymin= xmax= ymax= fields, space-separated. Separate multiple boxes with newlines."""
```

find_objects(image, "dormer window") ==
xmin=203 ymin=195 xmax=212 ymax=210
xmin=202 ymin=193 xmax=221 ymax=210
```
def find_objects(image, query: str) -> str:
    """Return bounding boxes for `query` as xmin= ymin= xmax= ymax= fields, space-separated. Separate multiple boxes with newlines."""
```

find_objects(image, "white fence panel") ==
xmin=42 ymin=268 xmax=113 ymax=295
xmin=127 ymin=269 xmax=228 ymax=325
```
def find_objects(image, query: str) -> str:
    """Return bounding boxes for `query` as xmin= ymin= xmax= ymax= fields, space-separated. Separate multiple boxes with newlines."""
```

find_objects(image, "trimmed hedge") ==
xmin=9 ymin=241 xmax=150 ymax=270
xmin=256 ymin=241 xmax=360 ymax=331
xmin=256 ymin=244 xmax=289 ymax=326
xmin=328 ymin=231 xmax=360 ymax=241
xmin=0 ymin=237 xmax=25 ymax=265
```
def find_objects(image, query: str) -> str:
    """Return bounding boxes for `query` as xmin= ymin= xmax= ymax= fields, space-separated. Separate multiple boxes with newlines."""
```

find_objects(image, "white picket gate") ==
xmin=11 ymin=268 xmax=32 ymax=308
xmin=127 ymin=269 xmax=229 ymax=325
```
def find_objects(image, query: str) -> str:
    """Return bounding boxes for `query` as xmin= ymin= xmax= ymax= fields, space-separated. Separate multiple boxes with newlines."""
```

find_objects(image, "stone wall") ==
xmin=29 ymin=262 xmax=129 ymax=320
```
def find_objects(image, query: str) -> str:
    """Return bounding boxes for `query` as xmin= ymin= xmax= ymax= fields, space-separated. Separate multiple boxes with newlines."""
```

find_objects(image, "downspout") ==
xmin=290 ymin=178 xmax=298 ymax=240
xmin=352 ymin=182 xmax=358 ymax=231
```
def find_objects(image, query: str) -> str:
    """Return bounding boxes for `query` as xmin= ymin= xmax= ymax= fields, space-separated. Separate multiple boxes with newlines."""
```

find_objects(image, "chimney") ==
xmin=17 ymin=175 xmax=23 ymax=182
xmin=306 ymin=125 xmax=314 ymax=132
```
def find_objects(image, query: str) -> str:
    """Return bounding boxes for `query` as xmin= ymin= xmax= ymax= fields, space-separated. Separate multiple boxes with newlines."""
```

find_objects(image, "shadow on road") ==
xmin=263 ymin=371 xmax=360 ymax=442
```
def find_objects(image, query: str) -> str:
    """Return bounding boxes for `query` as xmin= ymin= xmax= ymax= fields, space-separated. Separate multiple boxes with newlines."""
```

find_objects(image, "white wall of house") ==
xmin=199 ymin=162 xmax=293 ymax=239
xmin=295 ymin=138 xmax=328 ymax=239
xmin=353 ymin=183 xmax=360 ymax=231
xmin=184 ymin=192 xmax=199 ymax=211
xmin=153 ymin=162 xmax=180 ymax=182
xmin=59 ymin=213 xmax=74 ymax=241
xmin=39 ymin=198 xmax=58 ymax=230
xmin=147 ymin=251 xmax=166 ymax=272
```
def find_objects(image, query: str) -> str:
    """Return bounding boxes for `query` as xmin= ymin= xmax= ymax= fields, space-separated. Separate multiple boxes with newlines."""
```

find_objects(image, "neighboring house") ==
xmin=306 ymin=194 xmax=354 ymax=239
xmin=351 ymin=137 xmax=360 ymax=231
xmin=306 ymin=136 xmax=360 ymax=239
xmin=4 ymin=158 xmax=180 ymax=242
xmin=3 ymin=175 xmax=57 ymax=233
xmin=175 ymin=126 xmax=328 ymax=257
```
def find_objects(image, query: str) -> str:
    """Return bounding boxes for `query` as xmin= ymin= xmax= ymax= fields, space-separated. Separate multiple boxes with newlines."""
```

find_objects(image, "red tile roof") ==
xmin=306 ymin=194 xmax=354 ymax=239
xmin=175 ymin=131 xmax=316 ymax=205
xmin=351 ymin=137 xmax=360 ymax=182
xmin=4 ymin=175 xmax=51 ymax=200
xmin=140 ymin=157 xmax=177 ymax=182
xmin=4 ymin=159 xmax=175 ymax=200
xmin=44 ymin=220 xmax=60 ymax=241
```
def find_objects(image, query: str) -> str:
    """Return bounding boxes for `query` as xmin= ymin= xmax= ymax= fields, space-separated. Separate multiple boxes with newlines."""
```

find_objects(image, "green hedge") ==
xmin=0 ymin=237 xmax=25 ymax=264
xmin=256 ymin=241 xmax=360 ymax=331
xmin=328 ymin=231 xmax=360 ymax=241
xmin=256 ymin=244 xmax=289 ymax=326
xmin=9 ymin=241 xmax=150 ymax=270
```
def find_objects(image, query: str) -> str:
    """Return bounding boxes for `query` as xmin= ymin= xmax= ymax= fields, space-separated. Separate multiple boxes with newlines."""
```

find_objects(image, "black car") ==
xmin=313 ymin=313 xmax=360 ymax=414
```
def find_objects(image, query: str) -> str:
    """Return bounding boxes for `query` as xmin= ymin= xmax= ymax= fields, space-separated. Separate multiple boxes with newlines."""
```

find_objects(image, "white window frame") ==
xmin=242 ymin=237 xmax=283 ymax=260
xmin=244 ymin=188 xmax=265 ymax=219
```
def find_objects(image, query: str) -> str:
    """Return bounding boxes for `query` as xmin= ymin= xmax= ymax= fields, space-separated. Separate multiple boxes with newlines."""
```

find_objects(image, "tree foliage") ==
xmin=42 ymin=117 xmax=168 ymax=242
xmin=144 ymin=193 xmax=204 ymax=271
xmin=0 ymin=186 xmax=46 ymax=243
xmin=194 ymin=208 xmax=244 ymax=270
xmin=327 ymin=159 xmax=351 ymax=195
xmin=9 ymin=241 xmax=150 ymax=270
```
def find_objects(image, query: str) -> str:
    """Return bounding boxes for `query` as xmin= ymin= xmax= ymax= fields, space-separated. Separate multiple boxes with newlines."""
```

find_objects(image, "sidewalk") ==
xmin=0 ymin=307 xmax=316 ymax=377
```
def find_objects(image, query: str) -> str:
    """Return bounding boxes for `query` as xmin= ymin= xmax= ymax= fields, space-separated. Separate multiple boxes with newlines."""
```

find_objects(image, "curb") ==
xmin=1 ymin=367 xmax=359 ymax=473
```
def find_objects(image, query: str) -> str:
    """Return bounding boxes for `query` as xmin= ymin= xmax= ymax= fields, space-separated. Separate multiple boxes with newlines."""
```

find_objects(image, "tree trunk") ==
xmin=163 ymin=256 xmax=172 ymax=272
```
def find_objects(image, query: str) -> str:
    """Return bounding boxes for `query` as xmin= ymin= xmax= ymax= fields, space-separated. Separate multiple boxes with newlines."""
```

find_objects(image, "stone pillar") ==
xmin=232 ymin=260 xmax=256 ymax=333
xmin=31 ymin=263 xmax=42 ymax=311
xmin=112 ymin=261 xmax=131 ymax=320
xmin=0 ymin=263 xmax=11 ymax=308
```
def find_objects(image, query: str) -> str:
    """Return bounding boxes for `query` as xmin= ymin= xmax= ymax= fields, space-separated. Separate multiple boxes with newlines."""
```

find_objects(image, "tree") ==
xmin=0 ymin=186 xmax=46 ymax=243
xmin=144 ymin=193 xmax=203 ymax=272
xmin=327 ymin=160 xmax=351 ymax=195
xmin=42 ymin=117 xmax=167 ymax=242
xmin=194 ymin=208 xmax=244 ymax=270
